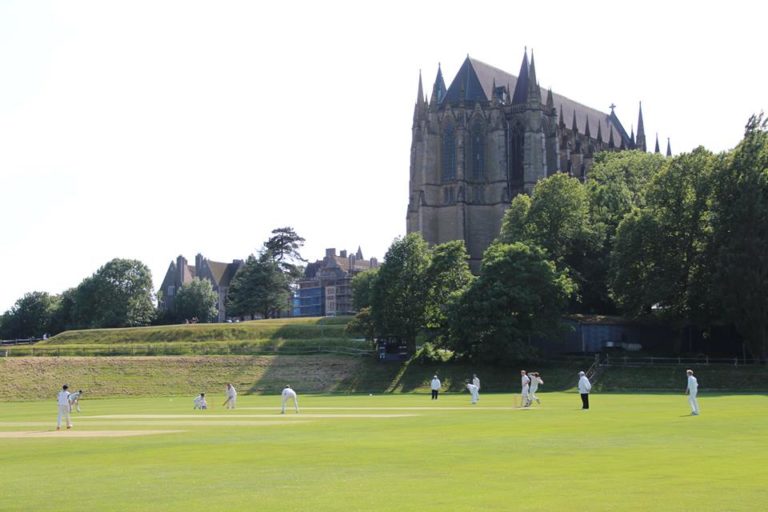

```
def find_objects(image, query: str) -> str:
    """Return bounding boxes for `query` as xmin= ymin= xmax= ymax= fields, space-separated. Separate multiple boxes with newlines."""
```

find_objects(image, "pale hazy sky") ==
xmin=1 ymin=0 xmax=765 ymax=312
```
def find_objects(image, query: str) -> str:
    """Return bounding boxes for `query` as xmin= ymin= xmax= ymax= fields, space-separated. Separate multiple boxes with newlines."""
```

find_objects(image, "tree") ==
xmin=608 ymin=208 xmax=666 ymax=316
xmin=370 ymin=233 xmax=431 ymax=354
xmin=262 ymin=227 xmax=306 ymax=280
xmin=227 ymin=253 xmax=291 ymax=319
xmin=583 ymin=151 xmax=669 ymax=313
xmin=351 ymin=268 xmax=378 ymax=311
xmin=610 ymin=148 xmax=716 ymax=325
xmin=346 ymin=306 xmax=375 ymax=341
xmin=447 ymin=242 xmax=575 ymax=362
xmin=73 ymin=259 xmax=155 ymax=328
xmin=0 ymin=291 xmax=59 ymax=339
xmin=711 ymin=114 xmax=768 ymax=361
xmin=498 ymin=193 xmax=532 ymax=245
xmin=47 ymin=288 xmax=78 ymax=334
xmin=586 ymin=150 xmax=668 ymax=241
xmin=174 ymin=278 xmax=219 ymax=323
xmin=499 ymin=173 xmax=600 ymax=312
xmin=423 ymin=240 xmax=474 ymax=336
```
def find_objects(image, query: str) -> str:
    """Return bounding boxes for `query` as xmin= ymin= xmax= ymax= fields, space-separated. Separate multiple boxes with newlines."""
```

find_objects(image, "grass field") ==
xmin=1 ymin=392 xmax=766 ymax=511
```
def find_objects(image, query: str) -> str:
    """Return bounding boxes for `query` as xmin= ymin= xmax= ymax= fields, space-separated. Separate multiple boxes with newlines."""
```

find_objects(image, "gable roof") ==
xmin=441 ymin=56 xmax=632 ymax=147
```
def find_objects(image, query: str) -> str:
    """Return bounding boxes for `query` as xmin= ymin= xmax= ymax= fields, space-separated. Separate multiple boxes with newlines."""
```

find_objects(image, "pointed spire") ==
xmin=630 ymin=124 xmax=635 ymax=144
xmin=597 ymin=121 xmax=603 ymax=143
xmin=511 ymin=49 xmax=530 ymax=105
xmin=416 ymin=70 xmax=424 ymax=105
xmin=546 ymin=88 xmax=554 ymax=111
xmin=527 ymin=49 xmax=541 ymax=104
xmin=666 ymin=138 xmax=672 ymax=157
xmin=430 ymin=63 xmax=446 ymax=107
xmin=608 ymin=125 xmax=615 ymax=149
xmin=414 ymin=70 xmax=426 ymax=123
xmin=559 ymin=104 xmax=565 ymax=129
xmin=584 ymin=117 xmax=591 ymax=139
xmin=356 ymin=246 xmax=364 ymax=260
xmin=571 ymin=110 xmax=578 ymax=133
xmin=654 ymin=133 xmax=660 ymax=153
xmin=636 ymin=101 xmax=647 ymax=152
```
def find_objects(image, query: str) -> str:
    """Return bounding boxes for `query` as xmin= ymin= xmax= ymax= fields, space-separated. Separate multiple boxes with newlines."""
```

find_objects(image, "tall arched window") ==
xmin=442 ymin=123 xmax=456 ymax=182
xmin=469 ymin=121 xmax=484 ymax=181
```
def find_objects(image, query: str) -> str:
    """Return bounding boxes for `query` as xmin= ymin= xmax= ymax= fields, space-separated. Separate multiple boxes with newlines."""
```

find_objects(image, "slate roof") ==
xmin=441 ymin=56 xmax=632 ymax=147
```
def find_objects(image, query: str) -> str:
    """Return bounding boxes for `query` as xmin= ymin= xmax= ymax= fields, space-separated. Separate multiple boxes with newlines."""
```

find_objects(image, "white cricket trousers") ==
xmin=282 ymin=396 xmax=299 ymax=413
xmin=688 ymin=392 xmax=700 ymax=414
xmin=57 ymin=404 xmax=72 ymax=428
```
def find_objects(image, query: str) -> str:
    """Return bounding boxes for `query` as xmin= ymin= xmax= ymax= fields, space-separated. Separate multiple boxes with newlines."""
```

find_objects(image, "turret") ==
xmin=636 ymin=102 xmax=647 ymax=152
xmin=429 ymin=64 xmax=446 ymax=110
xmin=654 ymin=133 xmax=660 ymax=154
xmin=666 ymin=138 xmax=672 ymax=157
xmin=413 ymin=70 xmax=426 ymax=124
xmin=511 ymin=50 xmax=530 ymax=105
xmin=527 ymin=50 xmax=541 ymax=106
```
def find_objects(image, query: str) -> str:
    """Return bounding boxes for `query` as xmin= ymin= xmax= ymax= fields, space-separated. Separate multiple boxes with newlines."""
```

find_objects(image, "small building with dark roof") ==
xmin=158 ymin=254 xmax=244 ymax=322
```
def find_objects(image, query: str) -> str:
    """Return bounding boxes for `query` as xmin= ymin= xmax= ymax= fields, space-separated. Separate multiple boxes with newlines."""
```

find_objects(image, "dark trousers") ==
xmin=431 ymin=390 xmax=438 ymax=400
xmin=581 ymin=393 xmax=590 ymax=409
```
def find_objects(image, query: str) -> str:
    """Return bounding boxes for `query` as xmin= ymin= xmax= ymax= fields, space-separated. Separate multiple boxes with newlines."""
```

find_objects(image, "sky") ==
xmin=1 ymin=0 xmax=766 ymax=312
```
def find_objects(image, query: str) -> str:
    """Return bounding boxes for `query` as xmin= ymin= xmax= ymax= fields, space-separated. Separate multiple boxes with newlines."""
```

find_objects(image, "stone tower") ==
xmin=406 ymin=49 xmax=638 ymax=269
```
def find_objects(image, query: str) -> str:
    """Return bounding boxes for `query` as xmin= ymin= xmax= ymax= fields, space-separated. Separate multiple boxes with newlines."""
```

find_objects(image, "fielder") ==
xmin=472 ymin=373 xmax=480 ymax=391
xmin=430 ymin=375 xmax=441 ymax=400
xmin=223 ymin=383 xmax=237 ymax=409
xmin=56 ymin=384 xmax=72 ymax=430
xmin=193 ymin=393 xmax=208 ymax=410
xmin=686 ymin=369 xmax=700 ymax=415
xmin=578 ymin=371 xmax=592 ymax=409
xmin=281 ymin=385 xmax=299 ymax=414
xmin=529 ymin=373 xmax=543 ymax=405
xmin=520 ymin=370 xmax=531 ymax=407
xmin=466 ymin=381 xmax=479 ymax=405
xmin=68 ymin=389 xmax=83 ymax=413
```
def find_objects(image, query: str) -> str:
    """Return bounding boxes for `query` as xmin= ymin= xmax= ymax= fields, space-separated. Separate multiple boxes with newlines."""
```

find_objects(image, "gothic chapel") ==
xmin=406 ymin=49 xmax=652 ymax=269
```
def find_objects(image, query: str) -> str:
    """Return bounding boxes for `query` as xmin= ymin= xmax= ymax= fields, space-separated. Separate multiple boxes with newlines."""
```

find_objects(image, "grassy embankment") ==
xmin=5 ymin=316 xmax=362 ymax=356
xmin=1 ymin=316 xmax=766 ymax=399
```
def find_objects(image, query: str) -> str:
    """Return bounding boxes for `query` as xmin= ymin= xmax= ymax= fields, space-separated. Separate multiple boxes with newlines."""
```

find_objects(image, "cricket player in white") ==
xmin=578 ymin=371 xmax=592 ymax=409
xmin=529 ymin=373 xmax=543 ymax=405
xmin=686 ymin=369 xmax=699 ymax=415
xmin=281 ymin=385 xmax=299 ymax=414
xmin=430 ymin=375 xmax=441 ymax=400
xmin=466 ymin=381 xmax=479 ymax=405
xmin=223 ymin=383 xmax=237 ymax=409
xmin=520 ymin=370 xmax=531 ymax=407
xmin=193 ymin=393 xmax=207 ymax=410
xmin=57 ymin=384 xmax=72 ymax=430
xmin=472 ymin=374 xmax=480 ymax=391
xmin=68 ymin=390 xmax=83 ymax=413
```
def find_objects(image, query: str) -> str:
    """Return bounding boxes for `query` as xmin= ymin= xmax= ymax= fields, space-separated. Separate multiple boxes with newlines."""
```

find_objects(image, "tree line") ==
xmin=352 ymin=114 xmax=768 ymax=362
xmin=0 ymin=228 xmax=305 ymax=339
